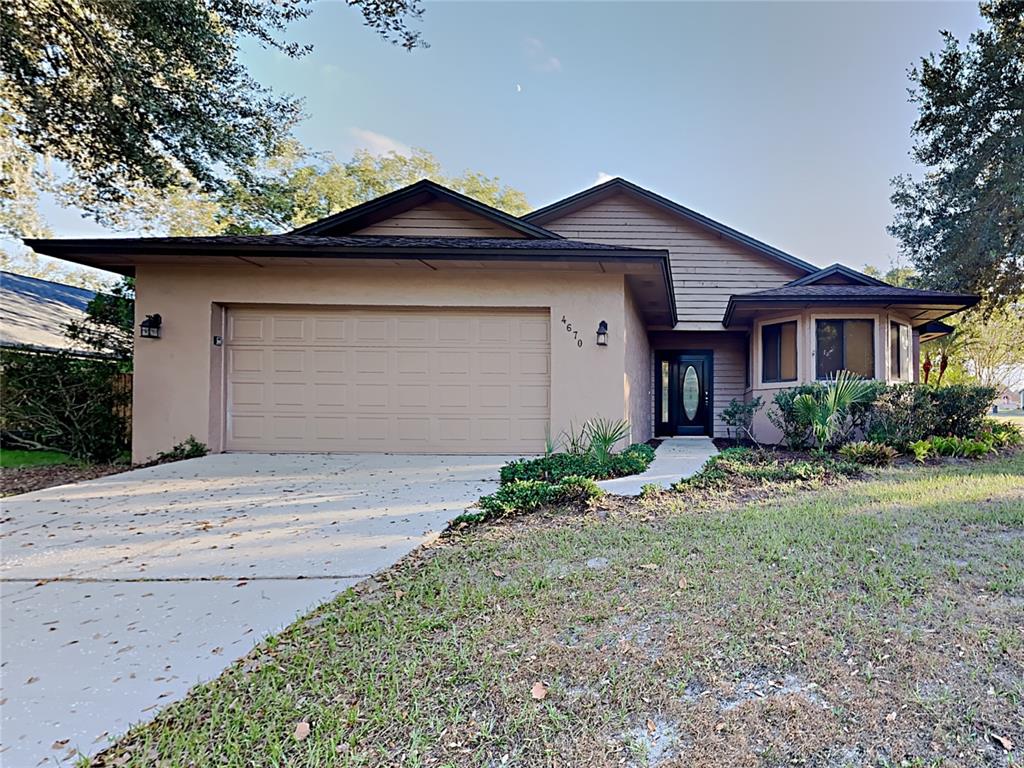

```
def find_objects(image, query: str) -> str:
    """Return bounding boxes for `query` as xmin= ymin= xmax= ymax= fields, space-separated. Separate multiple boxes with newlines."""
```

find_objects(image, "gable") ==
xmin=353 ymin=199 xmax=525 ymax=238
xmin=538 ymin=192 xmax=807 ymax=329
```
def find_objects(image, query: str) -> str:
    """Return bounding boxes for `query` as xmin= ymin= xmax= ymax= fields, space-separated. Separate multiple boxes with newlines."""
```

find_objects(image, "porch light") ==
xmin=596 ymin=320 xmax=609 ymax=346
xmin=140 ymin=313 xmax=162 ymax=339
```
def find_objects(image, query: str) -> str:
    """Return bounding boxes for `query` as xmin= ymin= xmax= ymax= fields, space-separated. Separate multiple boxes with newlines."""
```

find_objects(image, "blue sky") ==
xmin=41 ymin=1 xmax=983 ymax=273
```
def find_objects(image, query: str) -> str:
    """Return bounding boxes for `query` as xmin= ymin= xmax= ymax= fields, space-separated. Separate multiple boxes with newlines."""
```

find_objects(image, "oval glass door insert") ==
xmin=682 ymin=365 xmax=700 ymax=420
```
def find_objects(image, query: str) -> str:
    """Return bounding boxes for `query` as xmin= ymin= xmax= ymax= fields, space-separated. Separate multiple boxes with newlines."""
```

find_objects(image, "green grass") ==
xmin=90 ymin=454 xmax=1024 ymax=768
xmin=0 ymin=449 xmax=75 ymax=468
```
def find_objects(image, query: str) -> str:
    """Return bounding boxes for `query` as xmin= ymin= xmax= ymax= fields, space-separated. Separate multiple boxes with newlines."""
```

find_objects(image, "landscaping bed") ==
xmin=87 ymin=450 xmax=1023 ymax=768
xmin=0 ymin=461 xmax=127 ymax=497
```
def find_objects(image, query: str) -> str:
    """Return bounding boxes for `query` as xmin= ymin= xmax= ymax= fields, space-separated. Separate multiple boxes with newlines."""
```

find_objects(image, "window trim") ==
xmin=811 ymin=315 xmax=878 ymax=380
xmin=890 ymin=320 xmax=912 ymax=381
xmin=760 ymin=320 xmax=799 ymax=384
xmin=754 ymin=314 xmax=802 ymax=389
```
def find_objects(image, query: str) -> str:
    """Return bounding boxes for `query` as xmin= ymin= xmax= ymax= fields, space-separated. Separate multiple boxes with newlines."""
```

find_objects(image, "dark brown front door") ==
xmin=656 ymin=351 xmax=713 ymax=436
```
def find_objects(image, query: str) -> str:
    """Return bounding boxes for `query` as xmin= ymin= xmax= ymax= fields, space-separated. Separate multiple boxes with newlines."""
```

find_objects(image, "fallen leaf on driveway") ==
xmin=25 ymin=676 xmax=39 ymax=684
xmin=51 ymin=739 xmax=69 ymax=750
xmin=531 ymin=681 xmax=548 ymax=700
xmin=294 ymin=721 xmax=311 ymax=741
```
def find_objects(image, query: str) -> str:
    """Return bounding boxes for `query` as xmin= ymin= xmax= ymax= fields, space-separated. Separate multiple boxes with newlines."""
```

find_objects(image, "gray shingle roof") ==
xmin=739 ymin=284 xmax=974 ymax=301
xmin=0 ymin=271 xmax=98 ymax=353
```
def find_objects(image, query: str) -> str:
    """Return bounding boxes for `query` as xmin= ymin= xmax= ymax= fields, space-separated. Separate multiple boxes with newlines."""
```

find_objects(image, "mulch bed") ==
xmin=0 ymin=463 xmax=129 ymax=497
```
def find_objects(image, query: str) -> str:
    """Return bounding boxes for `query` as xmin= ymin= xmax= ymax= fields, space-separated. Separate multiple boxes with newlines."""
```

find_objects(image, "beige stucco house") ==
xmin=28 ymin=178 xmax=977 ymax=462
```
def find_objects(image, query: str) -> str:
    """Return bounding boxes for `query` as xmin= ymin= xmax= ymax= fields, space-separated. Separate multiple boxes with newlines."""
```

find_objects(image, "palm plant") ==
xmin=793 ymin=370 xmax=877 ymax=453
xmin=585 ymin=418 xmax=631 ymax=467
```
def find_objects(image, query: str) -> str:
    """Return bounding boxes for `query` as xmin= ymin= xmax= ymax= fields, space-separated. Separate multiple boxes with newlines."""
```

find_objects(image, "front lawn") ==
xmin=0 ymin=448 xmax=74 ymax=468
xmin=91 ymin=454 xmax=1023 ymax=767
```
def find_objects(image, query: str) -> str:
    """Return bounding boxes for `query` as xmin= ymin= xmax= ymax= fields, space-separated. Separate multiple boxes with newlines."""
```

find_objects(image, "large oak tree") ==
xmin=889 ymin=1 xmax=1023 ymax=305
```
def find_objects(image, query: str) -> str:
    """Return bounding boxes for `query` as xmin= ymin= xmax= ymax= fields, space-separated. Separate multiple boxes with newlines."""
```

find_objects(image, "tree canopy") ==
xmin=889 ymin=1 xmax=1024 ymax=306
xmin=0 ymin=0 xmax=427 ymax=238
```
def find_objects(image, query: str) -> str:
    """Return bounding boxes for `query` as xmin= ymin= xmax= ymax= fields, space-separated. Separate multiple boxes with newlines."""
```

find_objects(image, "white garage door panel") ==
xmin=225 ymin=308 xmax=550 ymax=453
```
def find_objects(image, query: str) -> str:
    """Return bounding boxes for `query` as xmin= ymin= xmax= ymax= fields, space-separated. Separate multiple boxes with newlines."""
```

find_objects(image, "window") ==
xmin=815 ymin=319 xmax=874 ymax=379
xmin=890 ymin=321 xmax=912 ymax=380
xmin=761 ymin=321 xmax=797 ymax=383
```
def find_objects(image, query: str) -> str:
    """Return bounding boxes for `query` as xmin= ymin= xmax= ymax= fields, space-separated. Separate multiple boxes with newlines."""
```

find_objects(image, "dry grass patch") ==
xmin=88 ymin=454 xmax=1024 ymax=768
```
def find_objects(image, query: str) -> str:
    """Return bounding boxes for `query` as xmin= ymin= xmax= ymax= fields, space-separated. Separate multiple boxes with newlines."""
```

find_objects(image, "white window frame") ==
xmin=809 ymin=312 xmax=882 ymax=381
xmin=889 ymin=319 xmax=913 ymax=382
xmin=753 ymin=314 xmax=803 ymax=389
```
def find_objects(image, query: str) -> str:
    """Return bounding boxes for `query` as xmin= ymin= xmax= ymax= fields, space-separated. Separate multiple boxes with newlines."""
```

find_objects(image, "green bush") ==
xmin=0 ymin=348 xmax=130 ymax=462
xmin=979 ymin=418 xmax=1023 ymax=448
xmin=909 ymin=439 xmax=932 ymax=462
xmin=677 ymin=448 xmax=859 ymax=491
xmin=156 ymin=436 xmax=208 ymax=463
xmin=767 ymin=380 xmax=882 ymax=450
xmin=930 ymin=384 xmax=997 ymax=438
xmin=721 ymin=396 xmax=763 ymax=442
xmin=838 ymin=441 xmax=899 ymax=467
xmin=500 ymin=442 xmax=654 ymax=484
xmin=464 ymin=474 xmax=604 ymax=524
xmin=866 ymin=384 xmax=936 ymax=449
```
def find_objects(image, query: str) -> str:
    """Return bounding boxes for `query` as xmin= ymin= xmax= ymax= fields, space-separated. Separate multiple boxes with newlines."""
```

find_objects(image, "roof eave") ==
xmin=722 ymin=293 xmax=980 ymax=328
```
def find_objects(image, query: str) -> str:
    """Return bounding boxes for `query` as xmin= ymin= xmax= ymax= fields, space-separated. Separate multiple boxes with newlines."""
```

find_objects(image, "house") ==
xmin=0 ymin=271 xmax=99 ymax=355
xmin=26 ymin=178 xmax=978 ymax=462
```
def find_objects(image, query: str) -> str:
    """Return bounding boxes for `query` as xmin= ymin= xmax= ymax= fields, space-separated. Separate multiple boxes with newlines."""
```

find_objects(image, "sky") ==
xmin=37 ymin=0 xmax=985 ymax=275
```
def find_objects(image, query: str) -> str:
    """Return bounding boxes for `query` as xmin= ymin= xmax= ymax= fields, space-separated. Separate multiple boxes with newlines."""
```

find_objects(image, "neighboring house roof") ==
xmin=523 ymin=176 xmax=820 ymax=276
xmin=723 ymin=283 xmax=980 ymax=327
xmin=290 ymin=179 xmax=562 ymax=239
xmin=785 ymin=263 xmax=889 ymax=287
xmin=0 ymin=271 xmax=97 ymax=354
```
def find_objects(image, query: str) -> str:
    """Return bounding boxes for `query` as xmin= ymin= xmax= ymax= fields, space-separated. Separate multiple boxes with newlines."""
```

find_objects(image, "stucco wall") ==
xmin=623 ymin=286 xmax=653 ymax=443
xmin=133 ymin=265 xmax=629 ymax=462
xmin=748 ymin=307 xmax=918 ymax=443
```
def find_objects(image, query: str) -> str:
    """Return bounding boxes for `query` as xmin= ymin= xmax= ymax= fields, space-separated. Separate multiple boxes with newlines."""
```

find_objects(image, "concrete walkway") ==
xmin=597 ymin=437 xmax=717 ymax=496
xmin=0 ymin=452 xmax=510 ymax=767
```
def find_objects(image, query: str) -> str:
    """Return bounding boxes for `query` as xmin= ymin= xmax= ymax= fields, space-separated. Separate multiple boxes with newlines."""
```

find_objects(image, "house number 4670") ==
xmin=561 ymin=315 xmax=584 ymax=348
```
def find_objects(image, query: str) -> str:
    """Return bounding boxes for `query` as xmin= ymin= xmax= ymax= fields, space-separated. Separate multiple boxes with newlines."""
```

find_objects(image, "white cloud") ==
xmin=524 ymin=37 xmax=562 ymax=73
xmin=594 ymin=171 xmax=616 ymax=186
xmin=349 ymin=128 xmax=412 ymax=157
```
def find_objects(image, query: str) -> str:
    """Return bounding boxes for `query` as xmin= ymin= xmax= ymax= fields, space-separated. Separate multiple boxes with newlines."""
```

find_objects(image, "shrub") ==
xmin=866 ymin=384 xmax=936 ymax=449
xmin=767 ymin=384 xmax=823 ymax=449
xmin=929 ymin=435 xmax=964 ymax=457
xmin=0 ymin=348 xmax=131 ymax=462
xmin=466 ymin=474 xmax=604 ymax=524
xmin=959 ymin=438 xmax=990 ymax=459
xmin=909 ymin=439 xmax=932 ymax=462
xmin=979 ymin=418 xmax=1023 ymax=448
xmin=677 ymin=447 xmax=859 ymax=491
xmin=838 ymin=441 xmax=899 ymax=467
xmin=721 ymin=396 xmax=764 ymax=443
xmin=930 ymin=384 xmax=997 ymax=438
xmin=500 ymin=442 xmax=654 ymax=484
xmin=156 ymin=436 xmax=208 ymax=463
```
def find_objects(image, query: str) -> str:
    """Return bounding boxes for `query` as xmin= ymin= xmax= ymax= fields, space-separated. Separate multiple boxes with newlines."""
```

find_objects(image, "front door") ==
xmin=656 ymin=351 xmax=713 ymax=436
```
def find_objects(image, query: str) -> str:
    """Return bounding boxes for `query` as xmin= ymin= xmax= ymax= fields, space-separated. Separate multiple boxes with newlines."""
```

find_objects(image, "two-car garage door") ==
xmin=224 ymin=307 xmax=550 ymax=453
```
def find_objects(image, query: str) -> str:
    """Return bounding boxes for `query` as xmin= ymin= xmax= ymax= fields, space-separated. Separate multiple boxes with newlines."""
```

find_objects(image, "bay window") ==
xmin=761 ymin=320 xmax=797 ymax=383
xmin=815 ymin=319 xmax=874 ymax=379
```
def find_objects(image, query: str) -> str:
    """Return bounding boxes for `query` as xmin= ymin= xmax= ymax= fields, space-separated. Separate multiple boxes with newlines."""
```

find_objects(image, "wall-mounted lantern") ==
xmin=140 ymin=313 xmax=162 ymax=339
xmin=596 ymin=320 xmax=609 ymax=346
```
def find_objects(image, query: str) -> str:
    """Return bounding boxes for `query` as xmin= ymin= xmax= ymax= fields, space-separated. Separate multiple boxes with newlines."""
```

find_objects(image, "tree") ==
xmin=861 ymin=264 xmax=920 ymax=288
xmin=113 ymin=145 xmax=531 ymax=236
xmin=889 ymin=1 xmax=1024 ymax=306
xmin=65 ymin=277 xmax=136 ymax=364
xmin=922 ymin=303 xmax=1024 ymax=389
xmin=0 ymin=0 xmax=427 ymax=238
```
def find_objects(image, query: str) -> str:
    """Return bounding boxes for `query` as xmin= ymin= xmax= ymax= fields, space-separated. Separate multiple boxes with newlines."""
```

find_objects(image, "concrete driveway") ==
xmin=0 ymin=452 xmax=510 ymax=766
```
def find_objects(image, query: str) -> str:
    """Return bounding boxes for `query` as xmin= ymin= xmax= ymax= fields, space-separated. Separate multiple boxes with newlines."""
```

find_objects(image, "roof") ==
xmin=290 ymin=179 xmax=562 ymax=239
xmin=0 ymin=271 xmax=98 ymax=354
xmin=523 ymin=176 xmax=820 ymax=275
xmin=786 ymin=263 xmax=888 ymax=287
xmin=723 ymin=283 xmax=980 ymax=327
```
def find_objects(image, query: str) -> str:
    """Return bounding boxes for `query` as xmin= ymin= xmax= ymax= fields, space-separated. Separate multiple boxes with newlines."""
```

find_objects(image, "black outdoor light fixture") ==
xmin=139 ymin=313 xmax=162 ymax=339
xmin=596 ymin=320 xmax=609 ymax=346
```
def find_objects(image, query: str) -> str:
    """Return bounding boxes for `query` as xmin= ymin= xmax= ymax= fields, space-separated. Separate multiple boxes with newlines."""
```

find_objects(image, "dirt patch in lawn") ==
xmin=0 ymin=463 xmax=128 ymax=497
xmin=89 ymin=454 xmax=1024 ymax=768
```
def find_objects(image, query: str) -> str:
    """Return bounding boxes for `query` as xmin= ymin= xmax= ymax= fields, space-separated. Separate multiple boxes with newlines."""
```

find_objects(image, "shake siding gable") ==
xmin=539 ymin=193 xmax=805 ymax=329
xmin=353 ymin=200 xmax=525 ymax=238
